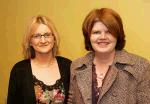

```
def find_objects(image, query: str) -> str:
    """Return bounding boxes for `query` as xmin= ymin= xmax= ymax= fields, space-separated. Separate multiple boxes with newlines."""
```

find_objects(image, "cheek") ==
xmin=50 ymin=42 xmax=55 ymax=48
xmin=49 ymin=40 xmax=55 ymax=46
xmin=111 ymin=39 xmax=117 ymax=49
xmin=30 ymin=39 xmax=40 ymax=46
xmin=113 ymin=39 xmax=117 ymax=45
xmin=111 ymin=35 xmax=117 ymax=41
xmin=90 ymin=36 xmax=95 ymax=43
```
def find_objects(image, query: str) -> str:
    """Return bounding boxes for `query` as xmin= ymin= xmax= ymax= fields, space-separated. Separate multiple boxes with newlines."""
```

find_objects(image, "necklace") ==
xmin=96 ymin=73 xmax=105 ymax=88
xmin=32 ymin=58 xmax=56 ymax=68
xmin=97 ymin=73 xmax=105 ymax=80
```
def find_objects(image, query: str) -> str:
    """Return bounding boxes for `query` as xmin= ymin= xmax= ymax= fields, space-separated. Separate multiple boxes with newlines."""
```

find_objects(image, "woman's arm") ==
xmin=7 ymin=65 xmax=21 ymax=104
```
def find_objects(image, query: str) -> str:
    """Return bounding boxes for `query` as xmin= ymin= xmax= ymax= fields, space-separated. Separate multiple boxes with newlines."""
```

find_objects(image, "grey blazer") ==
xmin=68 ymin=50 xmax=150 ymax=104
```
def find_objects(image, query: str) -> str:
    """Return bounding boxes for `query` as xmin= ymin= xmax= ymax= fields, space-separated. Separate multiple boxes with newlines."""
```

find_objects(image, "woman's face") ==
xmin=30 ymin=24 xmax=55 ymax=56
xmin=90 ymin=21 xmax=117 ymax=54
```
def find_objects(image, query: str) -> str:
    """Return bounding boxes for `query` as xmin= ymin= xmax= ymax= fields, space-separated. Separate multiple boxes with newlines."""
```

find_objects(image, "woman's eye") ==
xmin=92 ymin=31 xmax=101 ymax=35
xmin=44 ymin=33 xmax=50 ymax=37
xmin=105 ymin=30 xmax=110 ymax=34
xmin=33 ymin=34 xmax=40 ymax=38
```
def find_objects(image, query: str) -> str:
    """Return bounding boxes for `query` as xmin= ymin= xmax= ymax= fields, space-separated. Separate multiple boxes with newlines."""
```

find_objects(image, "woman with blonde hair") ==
xmin=7 ymin=15 xmax=71 ymax=104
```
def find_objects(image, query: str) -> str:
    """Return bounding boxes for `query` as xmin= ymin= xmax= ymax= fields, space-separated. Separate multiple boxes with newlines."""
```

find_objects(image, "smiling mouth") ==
xmin=39 ymin=44 xmax=49 ymax=47
xmin=39 ymin=43 xmax=50 ymax=46
xmin=97 ymin=42 xmax=109 ymax=46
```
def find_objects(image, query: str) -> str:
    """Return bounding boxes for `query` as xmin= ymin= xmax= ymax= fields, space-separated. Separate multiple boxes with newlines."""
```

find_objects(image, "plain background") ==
xmin=0 ymin=0 xmax=150 ymax=103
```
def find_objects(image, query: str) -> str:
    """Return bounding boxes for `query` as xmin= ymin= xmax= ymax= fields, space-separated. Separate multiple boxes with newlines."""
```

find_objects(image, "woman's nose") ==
xmin=100 ymin=32 xmax=107 ymax=39
xmin=40 ymin=36 xmax=47 ymax=43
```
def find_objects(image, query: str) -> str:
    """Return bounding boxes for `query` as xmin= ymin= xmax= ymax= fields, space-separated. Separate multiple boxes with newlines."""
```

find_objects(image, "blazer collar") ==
xmin=113 ymin=50 xmax=135 ymax=65
xmin=113 ymin=50 xmax=140 ymax=80
xmin=76 ymin=50 xmax=136 ymax=76
xmin=75 ymin=50 xmax=135 ymax=69
xmin=75 ymin=52 xmax=94 ymax=68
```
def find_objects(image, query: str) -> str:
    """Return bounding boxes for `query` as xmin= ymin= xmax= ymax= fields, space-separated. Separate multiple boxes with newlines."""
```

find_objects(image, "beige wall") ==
xmin=0 ymin=0 xmax=150 ymax=103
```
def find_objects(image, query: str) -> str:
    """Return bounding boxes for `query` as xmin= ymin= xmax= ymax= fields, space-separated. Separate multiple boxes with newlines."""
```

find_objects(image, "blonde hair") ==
xmin=22 ymin=15 xmax=59 ymax=59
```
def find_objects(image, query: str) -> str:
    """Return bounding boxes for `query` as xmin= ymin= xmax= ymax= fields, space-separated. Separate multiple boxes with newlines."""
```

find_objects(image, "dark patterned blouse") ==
xmin=92 ymin=64 xmax=100 ymax=104
xmin=92 ymin=63 xmax=110 ymax=104
xmin=33 ymin=75 xmax=65 ymax=104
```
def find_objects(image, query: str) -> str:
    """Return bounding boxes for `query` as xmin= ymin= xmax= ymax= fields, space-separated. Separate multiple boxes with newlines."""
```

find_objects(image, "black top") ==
xmin=7 ymin=56 xmax=71 ymax=104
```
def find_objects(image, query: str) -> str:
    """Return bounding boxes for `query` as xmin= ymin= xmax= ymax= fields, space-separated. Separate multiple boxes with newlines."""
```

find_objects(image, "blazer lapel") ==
xmin=98 ymin=65 xmax=118 ymax=101
xmin=76 ymin=64 xmax=92 ymax=104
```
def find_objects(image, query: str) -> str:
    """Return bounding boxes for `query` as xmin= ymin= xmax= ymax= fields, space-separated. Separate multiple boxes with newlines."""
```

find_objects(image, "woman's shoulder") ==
xmin=11 ymin=59 xmax=30 ymax=73
xmin=13 ymin=59 xmax=30 ymax=68
xmin=9 ymin=59 xmax=31 ymax=79
xmin=119 ymin=50 xmax=150 ymax=81
xmin=56 ymin=56 xmax=71 ymax=75
xmin=56 ymin=56 xmax=72 ymax=63
xmin=116 ymin=50 xmax=149 ymax=65
xmin=128 ymin=52 xmax=150 ymax=81
xmin=122 ymin=50 xmax=149 ymax=65
xmin=71 ymin=52 xmax=94 ymax=67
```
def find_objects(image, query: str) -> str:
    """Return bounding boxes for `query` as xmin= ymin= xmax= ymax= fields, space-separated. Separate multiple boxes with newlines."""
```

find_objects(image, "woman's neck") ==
xmin=32 ymin=53 xmax=55 ymax=67
xmin=94 ymin=50 xmax=115 ymax=66
xmin=93 ymin=51 xmax=116 ymax=83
